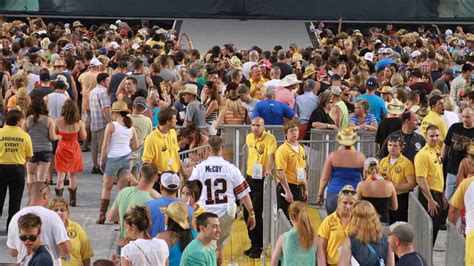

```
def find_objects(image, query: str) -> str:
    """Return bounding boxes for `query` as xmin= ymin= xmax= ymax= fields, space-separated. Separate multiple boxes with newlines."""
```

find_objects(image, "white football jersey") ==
xmin=189 ymin=156 xmax=250 ymax=217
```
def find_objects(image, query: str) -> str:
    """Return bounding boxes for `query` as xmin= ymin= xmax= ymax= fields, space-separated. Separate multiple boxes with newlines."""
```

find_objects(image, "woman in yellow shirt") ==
xmin=317 ymin=185 xmax=357 ymax=266
xmin=49 ymin=197 xmax=94 ymax=266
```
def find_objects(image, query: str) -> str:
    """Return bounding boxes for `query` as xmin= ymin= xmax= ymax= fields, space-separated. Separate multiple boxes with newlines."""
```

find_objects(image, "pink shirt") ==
xmin=275 ymin=86 xmax=295 ymax=109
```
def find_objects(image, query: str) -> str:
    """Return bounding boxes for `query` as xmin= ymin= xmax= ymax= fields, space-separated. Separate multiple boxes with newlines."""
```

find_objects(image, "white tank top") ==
xmin=108 ymin=121 xmax=132 ymax=158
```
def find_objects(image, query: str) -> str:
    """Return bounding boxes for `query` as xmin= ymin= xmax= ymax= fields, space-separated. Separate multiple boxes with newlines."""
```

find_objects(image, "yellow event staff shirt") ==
xmin=275 ymin=141 xmax=306 ymax=185
xmin=317 ymin=212 xmax=350 ymax=265
xmin=379 ymin=154 xmax=415 ymax=195
xmin=142 ymin=128 xmax=180 ymax=173
xmin=249 ymin=78 xmax=268 ymax=101
xmin=414 ymin=145 xmax=444 ymax=193
xmin=0 ymin=125 xmax=33 ymax=164
xmin=420 ymin=111 xmax=447 ymax=151
xmin=63 ymin=220 xmax=94 ymax=266
xmin=245 ymin=131 xmax=277 ymax=177
xmin=466 ymin=228 xmax=474 ymax=265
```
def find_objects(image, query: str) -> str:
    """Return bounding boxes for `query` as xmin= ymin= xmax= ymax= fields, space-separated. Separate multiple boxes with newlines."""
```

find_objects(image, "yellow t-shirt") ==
xmin=275 ymin=141 xmax=306 ymax=185
xmin=450 ymin=176 xmax=474 ymax=235
xmin=62 ymin=220 xmax=94 ymax=266
xmin=0 ymin=125 xmax=33 ymax=164
xmin=379 ymin=154 xmax=415 ymax=195
xmin=467 ymin=229 xmax=474 ymax=266
xmin=317 ymin=212 xmax=350 ymax=265
xmin=245 ymin=131 xmax=277 ymax=177
xmin=414 ymin=145 xmax=444 ymax=193
xmin=192 ymin=204 xmax=206 ymax=231
xmin=142 ymin=128 xmax=180 ymax=173
xmin=249 ymin=78 xmax=268 ymax=101
xmin=420 ymin=111 xmax=447 ymax=151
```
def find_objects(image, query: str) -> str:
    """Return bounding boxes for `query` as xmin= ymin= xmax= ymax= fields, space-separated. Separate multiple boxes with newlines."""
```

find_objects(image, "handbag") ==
xmin=366 ymin=243 xmax=385 ymax=266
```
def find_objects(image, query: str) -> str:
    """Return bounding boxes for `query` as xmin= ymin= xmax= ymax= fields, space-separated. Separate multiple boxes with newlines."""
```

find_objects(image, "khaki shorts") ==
xmin=82 ymin=109 xmax=91 ymax=130
xmin=217 ymin=212 xmax=235 ymax=249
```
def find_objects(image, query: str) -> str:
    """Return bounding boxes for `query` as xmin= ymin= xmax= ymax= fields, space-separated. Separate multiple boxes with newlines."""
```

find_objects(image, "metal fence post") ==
xmin=446 ymin=221 xmax=466 ymax=266
xmin=262 ymin=177 xmax=273 ymax=264
xmin=408 ymin=191 xmax=433 ymax=265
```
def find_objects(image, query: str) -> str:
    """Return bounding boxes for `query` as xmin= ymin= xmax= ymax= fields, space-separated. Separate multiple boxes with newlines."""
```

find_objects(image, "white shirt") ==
xmin=189 ymin=156 xmax=250 ymax=217
xmin=27 ymin=73 xmax=40 ymax=94
xmin=7 ymin=206 xmax=69 ymax=265
xmin=121 ymin=238 xmax=169 ymax=266
xmin=443 ymin=111 xmax=460 ymax=129
xmin=264 ymin=79 xmax=281 ymax=88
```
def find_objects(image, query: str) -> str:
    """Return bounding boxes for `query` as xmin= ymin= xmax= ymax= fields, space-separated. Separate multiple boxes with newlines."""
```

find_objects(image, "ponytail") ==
xmin=120 ymin=111 xmax=132 ymax=128
xmin=288 ymin=201 xmax=315 ymax=251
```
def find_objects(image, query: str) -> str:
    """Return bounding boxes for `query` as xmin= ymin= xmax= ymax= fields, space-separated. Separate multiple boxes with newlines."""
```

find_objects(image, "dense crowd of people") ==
xmin=0 ymin=16 xmax=473 ymax=265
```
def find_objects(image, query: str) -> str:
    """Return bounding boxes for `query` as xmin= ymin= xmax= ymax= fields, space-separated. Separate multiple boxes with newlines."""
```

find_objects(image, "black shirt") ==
xmin=109 ymin=72 xmax=127 ymax=103
xmin=375 ymin=117 xmax=402 ymax=146
xmin=396 ymin=251 xmax=427 ymax=266
xmin=29 ymin=86 xmax=54 ymax=99
xmin=444 ymin=122 xmax=474 ymax=174
xmin=378 ymin=129 xmax=426 ymax=162
xmin=273 ymin=62 xmax=293 ymax=79
xmin=305 ymin=106 xmax=334 ymax=140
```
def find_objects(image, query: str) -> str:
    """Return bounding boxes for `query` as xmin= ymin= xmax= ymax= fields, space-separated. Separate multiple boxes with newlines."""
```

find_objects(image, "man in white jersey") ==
xmin=189 ymin=136 xmax=256 ymax=264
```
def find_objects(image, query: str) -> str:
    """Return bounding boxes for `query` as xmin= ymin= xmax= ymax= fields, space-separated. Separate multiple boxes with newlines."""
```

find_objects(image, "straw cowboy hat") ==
xmin=52 ymin=75 xmax=70 ymax=90
xmin=379 ymin=86 xmax=393 ymax=95
xmin=387 ymin=99 xmax=406 ymax=115
xmin=179 ymin=83 xmax=198 ymax=97
xmin=228 ymin=56 xmax=242 ymax=70
xmin=303 ymin=64 xmax=317 ymax=79
xmin=111 ymin=100 xmax=131 ymax=113
xmin=161 ymin=201 xmax=190 ymax=229
xmin=336 ymin=127 xmax=357 ymax=146
xmin=280 ymin=74 xmax=302 ymax=87
xmin=72 ymin=20 xmax=84 ymax=28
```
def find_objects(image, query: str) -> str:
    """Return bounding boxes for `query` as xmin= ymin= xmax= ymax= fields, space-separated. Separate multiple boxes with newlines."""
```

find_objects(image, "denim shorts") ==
xmin=104 ymin=153 xmax=132 ymax=177
xmin=29 ymin=151 xmax=52 ymax=163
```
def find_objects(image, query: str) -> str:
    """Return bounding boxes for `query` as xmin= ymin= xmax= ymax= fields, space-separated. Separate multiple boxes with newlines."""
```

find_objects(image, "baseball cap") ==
xmin=118 ymin=61 xmax=128 ymax=68
xmin=133 ymin=96 xmax=147 ymax=108
xmin=317 ymin=69 xmax=328 ymax=78
xmin=160 ymin=172 xmax=180 ymax=190
xmin=62 ymin=43 xmax=76 ymax=51
xmin=382 ymin=222 xmax=415 ymax=243
xmin=108 ymin=41 xmax=120 ymax=49
xmin=90 ymin=58 xmax=103 ymax=67
xmin=329 ymin=86 xmax=342 ymax=96
xmin=98 ymin=47 xmax=107 ymax=55
xmin=411 ymin=50 xmax=421 ymax=58
xmin=28 ymin=47 xmax=41 ymax=54
xmin=377 ymin=48 xmax=387 ymax=55
xmin=364 ymin=52 xmax=374 ymax=62
xmin=366 ymin=77 xmax=378 ymax=90
xmin=364 ymin=157 xmax=379 ymax=169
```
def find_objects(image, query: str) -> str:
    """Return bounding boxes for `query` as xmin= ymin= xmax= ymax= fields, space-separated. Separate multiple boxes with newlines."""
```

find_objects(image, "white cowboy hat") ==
xmin=279 ymin=74 xmax=302 ymax=87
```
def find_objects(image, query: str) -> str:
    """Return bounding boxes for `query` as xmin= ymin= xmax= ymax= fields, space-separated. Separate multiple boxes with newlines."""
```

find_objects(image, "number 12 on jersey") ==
xmin=204 ymin=178 xmax=228 ymax=205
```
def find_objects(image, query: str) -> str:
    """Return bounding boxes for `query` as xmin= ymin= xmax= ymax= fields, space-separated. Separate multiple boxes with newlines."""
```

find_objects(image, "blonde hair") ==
xmin=288 ymin=201 xmax=315 ymax=251
xmin=364 ymin=165 xmax=379 ymax=179
xmin=390 ymin=73 xmax=405 ymax=88
xmin=48 ymin=197 xmax=70 ymax=216
xmin=443 ymin=95 xmax=456 ymax=112
xmin=225 ymin=98 xmax=245 ymax=116
xmin=349 ymin=200 xmax=383 ymax=243
xmin=355 ymin=98 xmax=370 ymax=114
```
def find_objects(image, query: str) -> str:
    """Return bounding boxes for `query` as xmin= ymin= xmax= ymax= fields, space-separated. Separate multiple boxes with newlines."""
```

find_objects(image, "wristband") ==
xmin=249 ymin=211 xmax=255 ymax=217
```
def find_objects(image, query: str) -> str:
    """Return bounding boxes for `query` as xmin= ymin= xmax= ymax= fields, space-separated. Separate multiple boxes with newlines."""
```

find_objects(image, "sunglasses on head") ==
xmin=388 ymin=135 xmax=402 ymax=142
xmin=19 ymin=234 xmax=38 ymax=242
xmin=341 ymin=189 xmax=357 ymax=195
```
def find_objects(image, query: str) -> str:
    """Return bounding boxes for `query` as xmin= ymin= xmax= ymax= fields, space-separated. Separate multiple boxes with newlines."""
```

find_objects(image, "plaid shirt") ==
xmin=418 ymin=59 xmax=433 ymax=74
xmin=89 ymin=84 xmax=110 ymax=131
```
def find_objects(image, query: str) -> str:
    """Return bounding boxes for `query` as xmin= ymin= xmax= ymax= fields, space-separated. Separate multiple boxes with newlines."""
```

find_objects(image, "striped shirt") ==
xmin=89 ymin=84 xmax=111 ymax=132
xmin=348 ymin=113 xmax=378 ymax=127
xmin=223 ymin=107 xmax=247 ymax=125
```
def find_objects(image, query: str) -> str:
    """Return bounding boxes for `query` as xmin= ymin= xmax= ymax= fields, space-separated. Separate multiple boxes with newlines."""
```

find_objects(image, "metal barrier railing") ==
xmin=179 ymin=144 xmax=210 ymax=177
xmin=275 ymin=209 xmax=293 ymax=247
xmin=446 ymin=222 xmax=466 ymax=266
xmin=262 ymin=177 xmax=275 ymax=264
xmin=408 ymin=191 xmax=433 ymax=266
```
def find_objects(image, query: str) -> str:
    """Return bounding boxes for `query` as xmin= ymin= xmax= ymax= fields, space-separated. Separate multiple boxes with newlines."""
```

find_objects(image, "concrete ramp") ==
xmin=180 ymin=19 xmax=312 ymax=52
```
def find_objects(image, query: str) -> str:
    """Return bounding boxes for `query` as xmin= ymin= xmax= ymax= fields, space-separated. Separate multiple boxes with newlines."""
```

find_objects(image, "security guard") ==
xmin=243 ymin=117 xmax=276 ymax=258
xmin=275 ymin=120 xmax=307 ymax=218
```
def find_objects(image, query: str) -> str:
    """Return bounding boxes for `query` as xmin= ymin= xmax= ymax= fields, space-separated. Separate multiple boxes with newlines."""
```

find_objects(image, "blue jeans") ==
xmin=325 ymin=193 xmax=339 ymax=215
xmin=445 ymin=172 xmax=457 ymax=200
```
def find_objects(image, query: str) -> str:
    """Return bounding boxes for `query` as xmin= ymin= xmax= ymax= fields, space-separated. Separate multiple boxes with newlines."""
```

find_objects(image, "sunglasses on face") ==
xmin=341 ymin=189 xmax=357 ymax=195
xmin=19 ymin=234 xmax=38 ymax=242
